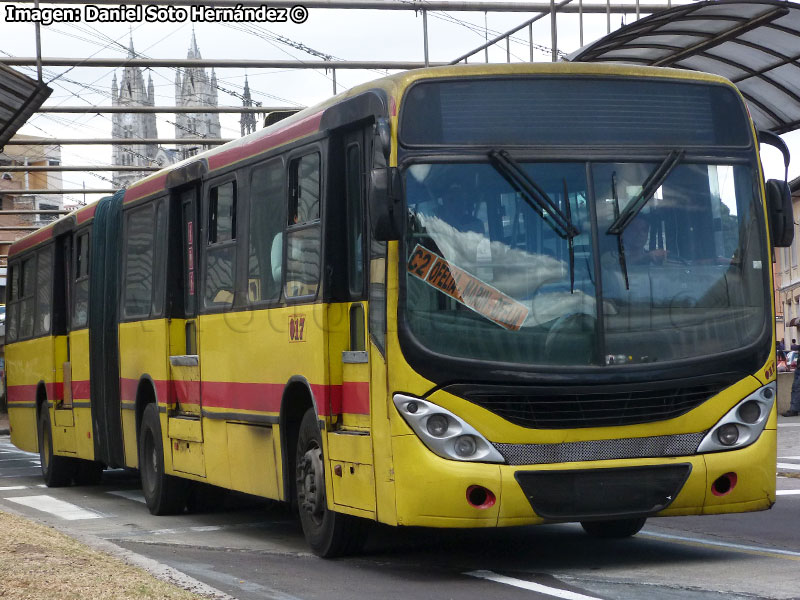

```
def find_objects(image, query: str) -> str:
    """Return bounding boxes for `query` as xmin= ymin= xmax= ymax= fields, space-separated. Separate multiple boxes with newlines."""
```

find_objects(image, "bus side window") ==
xmin=204 ymin=180 xmax=237 ymax=309
xmin=248 ymin=158 xmax=284 ymax=304
xmin=122 ymin=204 xmax=156 ymax=319
xmin=285 ymin=152 xmax=321 ymax=299
xmin=345 ymin=143 xmax=365 ymax=298
xmin=73 ymin=231 xmax=90 ymax=329
xmin=19 ymin=257 xmax=35 ymax=339
xmin=34 ymin=246 xmax=53 ymax=337
xmin=6 ymin=262 xmax=19 ymax=342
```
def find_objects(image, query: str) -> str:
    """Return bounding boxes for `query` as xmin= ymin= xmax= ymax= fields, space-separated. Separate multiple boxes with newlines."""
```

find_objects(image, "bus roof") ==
xmin=8 ymin=62 xmax=737 ymax=259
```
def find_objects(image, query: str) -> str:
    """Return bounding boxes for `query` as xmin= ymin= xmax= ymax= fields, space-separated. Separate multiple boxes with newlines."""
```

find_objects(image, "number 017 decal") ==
xmin=289 ymin=315 xmax=306 ymax=342
xmin=407 ymin=244 xmax=529 ymax=331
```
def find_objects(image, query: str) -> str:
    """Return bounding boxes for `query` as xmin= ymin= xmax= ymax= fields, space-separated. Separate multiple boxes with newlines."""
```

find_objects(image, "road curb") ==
xmin=0 ymin=501 xmax=238 ymax=600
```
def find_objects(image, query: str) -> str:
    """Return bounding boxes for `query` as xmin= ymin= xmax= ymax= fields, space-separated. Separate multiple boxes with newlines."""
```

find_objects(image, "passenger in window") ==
xmin=438 ymin=184 xmax=483 ymax=235
xmin=623 ymin=218 xmax=668 ymax=265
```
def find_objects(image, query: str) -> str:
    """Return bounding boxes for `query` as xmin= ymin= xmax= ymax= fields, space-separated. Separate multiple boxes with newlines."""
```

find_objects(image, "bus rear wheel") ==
xmin=138 ymin=404 xmax=188 ymax=515
xmin=38 ymin=408 xmax=76 ymax=487
xmin=580 ymin=517 xmax=647 ymax=538
xmin=295 ymin=408 xmax=369 ymax=557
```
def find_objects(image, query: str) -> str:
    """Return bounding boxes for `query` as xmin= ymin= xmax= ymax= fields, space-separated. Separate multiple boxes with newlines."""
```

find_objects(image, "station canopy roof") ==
xmin=0 ymin=63 xmax=51 ymax=151
xmin=568 ymin=0 xmax=800 ymax=134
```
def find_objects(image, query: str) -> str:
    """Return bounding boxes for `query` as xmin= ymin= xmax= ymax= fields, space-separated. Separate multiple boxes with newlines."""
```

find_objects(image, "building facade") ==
xmin=111 ymin=38 xmax=160 ymax=189
xmin=174 ymin=31 xmax=221 ymax=161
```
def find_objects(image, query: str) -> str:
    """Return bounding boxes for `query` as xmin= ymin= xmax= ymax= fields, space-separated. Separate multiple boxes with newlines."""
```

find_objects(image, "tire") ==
xmin=580 ymin=517 xmax=647 ymax=538
xmin=138 ymin=404 xmax=188 ymax=515
xmin=38 ymin=408 xmax=76 ymax=487
xmin=74 ymin=460 xmax=104 ymax=485
xmin=295 ymin=408 xmax=370 ymax=557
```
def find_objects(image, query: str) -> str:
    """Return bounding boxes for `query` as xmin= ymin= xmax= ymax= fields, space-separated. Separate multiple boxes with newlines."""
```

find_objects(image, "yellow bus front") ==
xmin=373 ymin=64 xmax=782 ymax=532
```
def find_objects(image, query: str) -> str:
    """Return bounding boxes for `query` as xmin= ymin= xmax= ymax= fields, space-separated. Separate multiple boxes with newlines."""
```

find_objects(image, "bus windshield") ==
xmin=403 ymin=159 xmax=767 ymax=367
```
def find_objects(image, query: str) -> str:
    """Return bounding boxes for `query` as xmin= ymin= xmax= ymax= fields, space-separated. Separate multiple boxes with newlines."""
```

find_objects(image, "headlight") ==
xmin=393 ymin=394 xmax=505 ymax=463
xmin=697 ymin=383 xmax=775 ymax=453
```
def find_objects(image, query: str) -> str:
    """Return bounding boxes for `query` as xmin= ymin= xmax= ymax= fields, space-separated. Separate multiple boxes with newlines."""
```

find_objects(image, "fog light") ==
xmin=454 ymin=435 xmax=477 ymax=457
xmin=426 ymin=414 xmax=449 ymax=437
xmin=716 ymin=423 xmax=739 ymax=446
xmin=406 ymin=401 xmax=419 ymax=414
xmin=738 ymin=400 xmax=760 ymax=424
xmin=762 ymin=387 xmax=774 ymax=400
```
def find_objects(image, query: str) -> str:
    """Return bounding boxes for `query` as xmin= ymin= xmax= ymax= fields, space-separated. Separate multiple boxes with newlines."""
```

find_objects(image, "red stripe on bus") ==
xmin=341 ymin=381 xmax=370 ymax=415
xmin=7 ymin=382 xmax=63 ymax=403
xmin=8 ymin=226 xmax=55 ymax=257
xmin=207 ymin=111 xmax=323 ymax=172
xmin=75 ymin=202 xmax=98 ymax=224
xmin=7 ymin=378 xmax=371 ymax=416
xmin=125 ymin=174 xmax=168 ymax=203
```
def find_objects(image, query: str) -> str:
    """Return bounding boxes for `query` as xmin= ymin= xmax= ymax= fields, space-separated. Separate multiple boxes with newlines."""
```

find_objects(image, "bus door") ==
xmin=52 ymin=234 xmax=77 ymax=452
xmin=166 ymin=187 xmax=204 ymax=471
xmin=327 ymin=127 xmax=379 ymax=516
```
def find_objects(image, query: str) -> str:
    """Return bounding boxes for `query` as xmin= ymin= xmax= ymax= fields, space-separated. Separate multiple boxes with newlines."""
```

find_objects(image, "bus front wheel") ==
xmin=580 ymin=517 xmax=647 ymax=538
xmin=38 ymin=408 xmax=76 ymax=487
xmin=138 ymin=404 xmax=188 ymax=515
xmin=295 ymin=408 xmax=368 ymax=557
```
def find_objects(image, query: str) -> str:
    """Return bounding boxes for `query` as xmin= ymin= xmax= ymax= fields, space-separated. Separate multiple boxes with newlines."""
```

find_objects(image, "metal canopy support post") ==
xmin=12 ymin=0 xmax=674 ymax=10
xmin=607 ymin=0 xmax=611 ymax=33
xmin=529 ymin=23 xmax=534 ymax=61
xmin=550 ymin=0 xmax=558 ymax=62
xmin=332 ymin=68 xmax=337 ymax=94
xmin=580 ymin=0 xmax=584 ymax=46
xmin=450 ymin=0 xmax=575 ymax=64
xmin=40 ymin=106 xmax=276 ymax=113
xmin=3 ymin=138 xmax=230 ymax=145
xmin=1 ymin=165 xmax=160 ymax=171
xmin=507 ymin=37 xmax=511 ymax=62
xmin=423 ymin=9 xmax=430 ymax=67
xmin=34 ymin=0 xmax=42 ymax=81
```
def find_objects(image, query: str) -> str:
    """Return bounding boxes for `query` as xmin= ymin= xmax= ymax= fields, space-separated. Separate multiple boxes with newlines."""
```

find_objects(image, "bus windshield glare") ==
xmin=403 ymin=159 xmax=767 ymax=366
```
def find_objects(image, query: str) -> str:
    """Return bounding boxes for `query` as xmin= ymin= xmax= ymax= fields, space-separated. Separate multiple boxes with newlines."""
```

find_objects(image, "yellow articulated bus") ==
xmin=5 ymin=63 xmax=794 ymax=557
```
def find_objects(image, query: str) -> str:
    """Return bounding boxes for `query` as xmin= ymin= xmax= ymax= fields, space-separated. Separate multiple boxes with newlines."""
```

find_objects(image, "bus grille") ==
xmin=447 ymin=382 xmax=727 ymax=429
xmin=493 ymin=431 xmax=706 ymax=465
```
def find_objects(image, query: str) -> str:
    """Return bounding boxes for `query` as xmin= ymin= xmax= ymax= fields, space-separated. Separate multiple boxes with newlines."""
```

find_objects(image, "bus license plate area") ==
xmin=515 ymin=464 xmax=692 ymax=521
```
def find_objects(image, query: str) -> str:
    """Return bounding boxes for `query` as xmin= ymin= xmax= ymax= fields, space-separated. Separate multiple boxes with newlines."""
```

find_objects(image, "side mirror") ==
xmin=376 ymin=118 xmax=391 ymax=161
xmin=759 ymin=130 xmax=790 ymax=181
xmin=766 ymin=178 xmax=794 ymax=247
xmin=369 ymin=167 xmax=403 ymax=241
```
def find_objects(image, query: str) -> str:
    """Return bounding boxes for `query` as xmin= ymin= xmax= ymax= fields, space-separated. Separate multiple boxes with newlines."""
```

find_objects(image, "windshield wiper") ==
xmin=606 ymin=149 xmax=685 ymax=236
xmin=488 ymin=149 xmax=580 ymax=240
xmin=610 ymin=172 xmax=630 ymax=290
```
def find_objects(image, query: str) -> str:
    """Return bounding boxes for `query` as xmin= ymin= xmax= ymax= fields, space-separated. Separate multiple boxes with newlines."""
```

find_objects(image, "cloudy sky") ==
xmin=2 ymin=0 xmax=796 ymax=206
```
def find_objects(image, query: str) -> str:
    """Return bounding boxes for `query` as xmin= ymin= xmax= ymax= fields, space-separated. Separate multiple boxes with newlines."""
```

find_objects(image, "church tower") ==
xmin=240 ymin=76 xmax=257 ymax=137
xmin=111 ymin=37 xmax=159 ymax=188
xmin=175 ymin=31 xmax=221 ymax=160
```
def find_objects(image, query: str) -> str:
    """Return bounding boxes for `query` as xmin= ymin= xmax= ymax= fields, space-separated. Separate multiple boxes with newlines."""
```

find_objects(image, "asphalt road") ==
xmin=3 ymin=423 xmax=800 ymax=600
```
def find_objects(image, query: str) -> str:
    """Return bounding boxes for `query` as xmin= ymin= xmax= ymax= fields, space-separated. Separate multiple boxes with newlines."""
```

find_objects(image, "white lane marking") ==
xmin=5 ymin=495 xmax=103 ymax=520
xmin=779 ymin=456 xmax=800 ymax=460
xmin=777 ymin=462 xmax=800 ymax=471
xmin=641 ymin=531 xmax=800 ymax=558
xmin=466 ymin=570 xmax=601 ymax=600
xmin=777 ymin=490 xmax=800 ymax=496
xmin=0 ymin=486 xmax=28 ymax=491
xmin=190 ymin=526 xmax=222 ymax=532
xmin=107 ymin=490 xmax=146 ymax=504
xmin=778 ymin=423 xmax=800 ymax=427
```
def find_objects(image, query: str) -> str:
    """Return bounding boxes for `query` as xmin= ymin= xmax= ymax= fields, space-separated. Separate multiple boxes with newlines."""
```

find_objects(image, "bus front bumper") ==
xmin=391 ymin=428 xmax=776 ymax=528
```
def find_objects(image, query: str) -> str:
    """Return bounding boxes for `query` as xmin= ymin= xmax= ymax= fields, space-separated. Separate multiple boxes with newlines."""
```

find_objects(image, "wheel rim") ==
xmin=142 ymin=430 xmax=157 ymax=496
xmin=296 ymin=441 xmax=325 ymax=525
